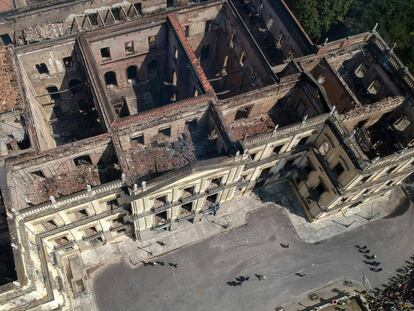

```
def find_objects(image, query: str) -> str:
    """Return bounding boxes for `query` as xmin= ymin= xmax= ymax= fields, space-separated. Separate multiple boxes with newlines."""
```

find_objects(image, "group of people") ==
xmin=366 ymin=256 xmax=414 ymax=310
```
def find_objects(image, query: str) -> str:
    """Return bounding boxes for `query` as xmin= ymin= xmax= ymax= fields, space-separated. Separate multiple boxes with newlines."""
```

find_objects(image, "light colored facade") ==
xmin=0 ymin=0 xmax=413 ymax=310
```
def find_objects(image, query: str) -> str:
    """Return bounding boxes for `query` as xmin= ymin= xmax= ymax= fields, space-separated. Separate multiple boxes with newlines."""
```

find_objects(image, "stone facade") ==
xmin=0 ymin=0 xmax=414 ymax=310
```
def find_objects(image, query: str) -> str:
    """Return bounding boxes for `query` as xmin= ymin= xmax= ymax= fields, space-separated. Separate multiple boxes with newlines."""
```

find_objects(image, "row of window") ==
xmin=31 ymin=155 xmax=94 ymax=179
xmin=152 ymin=177 xmax=223 ymax=209
xmin=35 ymin=56 xmax=74 ymax=74
xmin=131 ymin=119 xmax=198 ymax=145
xmin=250 ymin=136 xmax=309 ymax=162
xmin=357 ymin=160 xmax=414 ymax=185
xmin=54 ymin=214 xmax=129 ymax=250
xmin=44 ymin=79 xmax=82 ymax=102
xmin=153 ymin=193 xmax=219 ymax=226
xmin=103 ymin=60 xmax=160 ymax=87
xmin=38 ymin=199 xmax=120 ymax=231
xmin=100 ymin=35 xmax=157 ymax=61
xmin=86 ymin=3 xmax=142 ymax=28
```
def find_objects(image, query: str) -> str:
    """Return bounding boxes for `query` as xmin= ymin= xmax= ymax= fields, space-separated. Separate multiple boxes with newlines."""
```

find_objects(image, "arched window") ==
xmin=171 ymin=70 xmax=177 ymax=86
xmin=193 ymin=88 xmax=199 ymax=97
xmin=46 ymin=85 xmax=60 ymax=101
xmin=104 ymin=71 xmax=117 ymax=87
xmin=127 ymin=65 xmax=138 ymax=82
xmin=68 ymin=79 xmax=82 ymax=95
xmin=201 ymin=44 xmax=209 ymax=60
xmin=147 ymin=60 xmax=158 ymax=78
xmin=170 ymin=91 xmax=176 ymax=102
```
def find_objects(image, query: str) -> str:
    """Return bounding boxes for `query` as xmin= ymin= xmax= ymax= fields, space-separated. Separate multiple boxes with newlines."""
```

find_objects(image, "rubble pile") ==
xmin=229 ymin=114 xmax=275 ymax=140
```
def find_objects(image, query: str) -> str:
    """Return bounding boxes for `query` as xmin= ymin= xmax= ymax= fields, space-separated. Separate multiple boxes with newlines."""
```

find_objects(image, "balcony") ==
xmin=152 ymin=220 xmax=171 ymax=231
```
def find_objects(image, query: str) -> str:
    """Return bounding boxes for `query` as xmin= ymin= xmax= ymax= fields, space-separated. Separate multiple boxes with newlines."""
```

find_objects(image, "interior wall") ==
xmin=17 ymin=40 xmax=103 ymax=147
xmin=254 ymin=0 xmax=304 ymax=57
xmin=18 ymin=58 xmax=56 ymax=150
xmin=8 ymin=137 xmax=118 ymax=208
xmin=90 ymin=21 xmax=201 ymax=115
xmin=178 ymin=3 xmax=274 ymax=98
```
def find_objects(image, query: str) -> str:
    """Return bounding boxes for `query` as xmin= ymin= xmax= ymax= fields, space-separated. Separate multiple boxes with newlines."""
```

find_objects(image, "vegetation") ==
xmin=286 ymin=0 xmax=414 ymax=71
xmin=286 ymin=0 xmax=353 ymax=40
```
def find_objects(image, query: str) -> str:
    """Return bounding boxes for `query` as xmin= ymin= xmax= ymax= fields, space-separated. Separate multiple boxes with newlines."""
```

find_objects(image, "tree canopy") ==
xmin=286 ymin=0 xmax=414 ymax=71
xmin=286 ymin=0 xmax=353 ymax=40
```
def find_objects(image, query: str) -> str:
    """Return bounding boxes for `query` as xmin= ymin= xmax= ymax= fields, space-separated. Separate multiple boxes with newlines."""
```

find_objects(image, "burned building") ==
xmin=0 ymin=0 xmax=414 ymax=309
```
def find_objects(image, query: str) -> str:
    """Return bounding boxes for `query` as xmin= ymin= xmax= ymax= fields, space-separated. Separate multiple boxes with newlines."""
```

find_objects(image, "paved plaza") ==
xmin=92 ymin=198 xmax=414 ymax=311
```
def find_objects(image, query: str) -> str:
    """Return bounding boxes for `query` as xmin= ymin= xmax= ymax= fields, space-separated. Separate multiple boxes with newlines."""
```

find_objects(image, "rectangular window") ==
xmin=132 ymin=134 xmax=144 ymax=145
xmin=55 ymin=236 xmax=70 ymax=246
xmin=240 ymin=52 xmax=247 ymax=67
xmin=184 ymin=25 xmax=190 ymax=37
xmin=159 ymin=127 xmax=171 ymax=136
xmin=43 ymin=219 xmax=57 ymax=230
xmin=360 ymin=175 xmax=371 ymax=183
xmin=174 ymin=47 xmax=178 ymax=61
xmin=84 ymin=226 xmax=98 ymax=237
xmin=125 ymin=41 xmax=134 ymax=55
xmin=296 ymin=136 xmax=308 ymax=146
xmin=259 ymin=167 xmax=271 ymax=178
xmin=313 ymin=182 xmax=325 ymax=197
xmin=210 ymin=177 xmax=222 ymax=187
xmin=180 ymin=202 xmax=193 ymax=215
xmin=111 ymin=215 xmax=126 ymax=228
xmin=35 ymin=63 xmax=49 ymax=74
xmin=100 ymin=47 xmax=111 ymax=60
xmin=182 ymin=186 xmax=195 ymax=198
xmin=74 ymin=208 xmax=89 ymax=219
xmin=155 ymin=211 xmax=168 ymax=224
xmin=273 ymin=145 xmax=283 ymax=155
xmin=333 ymin=162 xmax=345 ymax=177
xmin=111 ymin=7 xmax=121 ymax=20
xmin=205 ymin=20 xmax=212 ymax=34
xmin=88 ymin=13 xmax=99 ymax=26
xmin=385 ymin=166 xmax=396 ymax=174
xmin=230 ymin=33 xmax=235 ymax=47
xmin=134 ymin=3 xmax=142 ymax=15
xmin=206 ymin=193 xmax=218 ymax=204
xmin=148 ymin=35 xmax=157 ymax=50
xmin=0 ymin=34 xmax=12 ymax=45
xmin=46 ymin=86 xmax=60 ymax=101
xmin=63 ymin=57 xmax=73 ymax=68
xmin=31 ymin=170 xmax=45 ymax=178
xmin=73 ymin=155 xmax=92 ymax=166
xmin=235 ymin=106 xmax=251 ymax=120
xmin=154 ymin=195 xmax=168 ymax=208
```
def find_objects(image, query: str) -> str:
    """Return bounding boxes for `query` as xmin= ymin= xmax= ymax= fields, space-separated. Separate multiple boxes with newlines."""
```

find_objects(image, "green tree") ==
xmin=286 ymin=0 xmax=354 ymax=41
xmin=348 ymin=0 xmax=414 ymax=71
xmin=286 ymin=0 xmax=414 ymax=71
